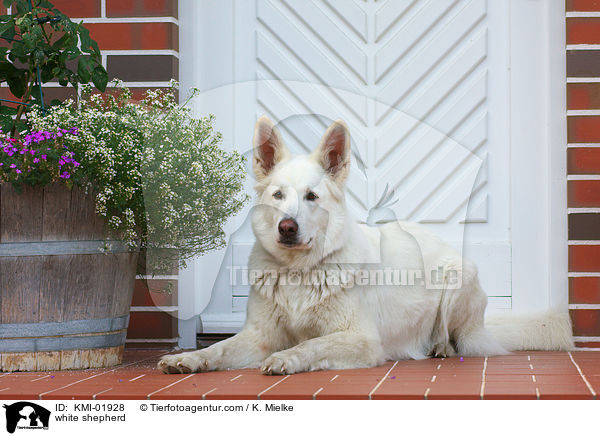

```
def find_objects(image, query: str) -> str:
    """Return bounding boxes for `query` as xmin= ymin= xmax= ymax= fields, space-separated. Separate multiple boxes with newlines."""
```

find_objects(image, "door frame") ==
xmin=176 ymin=0 xmax=568 ymax=345
xmin=509 ymin=0 xmax=567 ymax=314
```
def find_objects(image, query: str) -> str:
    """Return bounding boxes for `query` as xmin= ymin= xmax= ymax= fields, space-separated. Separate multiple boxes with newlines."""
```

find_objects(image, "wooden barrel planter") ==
xmin=0 ymin=183 xmax=138 ymax=371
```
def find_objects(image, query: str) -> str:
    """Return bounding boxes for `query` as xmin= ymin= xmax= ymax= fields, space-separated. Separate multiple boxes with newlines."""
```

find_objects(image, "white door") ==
xmin=178 ymin=0 xmax=567 ymax=335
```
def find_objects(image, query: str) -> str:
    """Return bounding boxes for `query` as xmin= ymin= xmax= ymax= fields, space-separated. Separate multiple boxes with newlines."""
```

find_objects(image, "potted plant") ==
xmin=0 ymin=0 xmax=248 ymax=371
xmin=1 ymin=83 xmax=248 ymax=372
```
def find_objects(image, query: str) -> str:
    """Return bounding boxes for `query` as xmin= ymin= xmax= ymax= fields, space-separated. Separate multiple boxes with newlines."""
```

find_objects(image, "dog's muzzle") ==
xmin=278 ymin=218 xmax=299 ymax=246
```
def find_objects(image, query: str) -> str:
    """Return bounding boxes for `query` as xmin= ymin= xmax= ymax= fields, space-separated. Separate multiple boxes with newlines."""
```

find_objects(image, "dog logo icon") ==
xmin=2 ymin=402 xmax=51 ymax=433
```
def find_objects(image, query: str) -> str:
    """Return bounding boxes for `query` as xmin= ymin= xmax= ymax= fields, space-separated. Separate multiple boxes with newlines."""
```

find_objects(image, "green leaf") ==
xmin=6 ymin=74 xmax=25 ymax=98
xmin=51 ymin=32 xmax=71 ymax=51
xmin=0 ymin=116 xmax=12 ymax=135
xmin=1 ymin=25 xmax=16 ymax=42
xmin=2 ymin=0 xmax=12 ymax=8
xmin=92 ymin=66 xmax=108 ymax=91
xmin=41 ymin=64 xmax=55 ymax=82
xmin=78 ymin=25 xmax=91 ymax=50
xmin=13 ymin=118 xmax=27 ymax=134
xmin=0 ymin=104 xmax=18 ymax=115
xmin=15 ymin=2 xmax=29 ymax=14
xmin=77 ymin=55 xmax=91 ymax=83
xmin=0 ymin=61 xmax=17 ymax=77
xmin=90 ymin=39 xmax=101 ymax=57
xmin=0 ymin=20 xmax=14 ymax=37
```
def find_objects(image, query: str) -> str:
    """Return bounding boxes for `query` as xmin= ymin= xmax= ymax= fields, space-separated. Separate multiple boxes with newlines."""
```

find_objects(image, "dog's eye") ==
xmin=305 ymin=191 xmax=318 ymax=201
xmin=273 ymin=190 xmax=283 ymax=200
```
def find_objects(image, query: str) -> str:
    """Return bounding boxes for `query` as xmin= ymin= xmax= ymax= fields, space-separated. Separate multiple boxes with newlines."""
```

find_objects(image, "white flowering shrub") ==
xmin=27 ymin=80 xmax=249 ymax=271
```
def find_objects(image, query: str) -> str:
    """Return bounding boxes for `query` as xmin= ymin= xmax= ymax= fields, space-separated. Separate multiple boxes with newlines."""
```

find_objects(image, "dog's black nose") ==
xmin=278 ymin=218 xmax=298 ymax=237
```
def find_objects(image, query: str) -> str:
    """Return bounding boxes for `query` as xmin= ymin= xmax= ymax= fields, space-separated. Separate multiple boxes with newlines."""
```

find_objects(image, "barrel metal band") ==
xmin=0 ymin=240 xmax=133 ymax=257
xmin=0 ymin=315 xmax=130 ymax=339
xmin=0 ymin=331 xmax=127 ymax=353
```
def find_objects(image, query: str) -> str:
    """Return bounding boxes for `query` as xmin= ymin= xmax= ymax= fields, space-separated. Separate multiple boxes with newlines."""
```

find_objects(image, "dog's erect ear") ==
xmin=313 ymin=120 xmax=351 ymax=184
xmin=253 ymin=116 xmax=289 ymax=181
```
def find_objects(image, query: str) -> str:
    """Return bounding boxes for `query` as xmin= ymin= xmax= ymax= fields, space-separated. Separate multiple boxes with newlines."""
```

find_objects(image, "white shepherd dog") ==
xmin=159 ymin=117 xmax=574 ymax=375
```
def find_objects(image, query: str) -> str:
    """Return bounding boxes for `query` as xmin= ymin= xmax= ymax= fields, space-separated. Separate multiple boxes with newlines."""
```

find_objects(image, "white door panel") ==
xmin=178 ymin=0 xmax=563 ymax=334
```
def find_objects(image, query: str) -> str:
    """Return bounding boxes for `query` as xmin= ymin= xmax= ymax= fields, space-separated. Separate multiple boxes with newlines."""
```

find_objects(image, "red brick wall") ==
xmin=49 ymin=0 xmax=181 ymax=348
xmin=567 ymin=0 xmax=600 ymax=348
xmin=51 ymin=0 xmax=179 ymax=101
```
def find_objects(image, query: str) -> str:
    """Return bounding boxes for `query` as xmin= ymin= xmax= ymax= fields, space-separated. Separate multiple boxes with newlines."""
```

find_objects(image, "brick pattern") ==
xmin=128 ymin=277 xmax=179 ymax=348
xmin=106 ymin=0 xmax=178 ymax=18
xmin=567 ymin=0 xmax=600 ymax=12
xmin=85 ymin=22 xmax=179 ymax=50
xmin=567 ymin=0 xmax=600 ymax=347
xmin=568 ymin=18 xmax=600 ymax=44
xmin=0 ymin=351 xmax=598 ymax=400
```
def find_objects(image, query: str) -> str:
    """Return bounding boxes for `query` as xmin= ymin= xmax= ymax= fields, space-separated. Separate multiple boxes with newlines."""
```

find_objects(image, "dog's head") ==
xmin=251 ymin=116 xmax=351 ymax=267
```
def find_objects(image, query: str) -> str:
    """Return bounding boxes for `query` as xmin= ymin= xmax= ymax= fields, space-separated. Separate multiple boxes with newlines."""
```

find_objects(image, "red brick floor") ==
xmin=1 ymin=349 xmax=599 ymax=400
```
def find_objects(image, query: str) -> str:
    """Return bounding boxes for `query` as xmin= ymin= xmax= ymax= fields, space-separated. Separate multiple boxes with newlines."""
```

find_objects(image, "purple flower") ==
xmin=9 ymin=164 xmax=16 ymax=168
xmin=41 ymin=155 xmax=47 ymax=160
xmin=15 ymin=169 xmax=21 ymax=174
xmin=33 ymin=158 xmax=39 ymax=163
xmin=59 ymin=171 xmax=70 ymax=179
xmin=0 ymin=163 xmax=3 ymax=166
xmin=30 ymin=149 xmax=36 ymax=155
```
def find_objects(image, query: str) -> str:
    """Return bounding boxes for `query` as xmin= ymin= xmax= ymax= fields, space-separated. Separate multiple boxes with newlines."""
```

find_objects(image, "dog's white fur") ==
xmin=158 ymin=117 xmax=574 ymax=375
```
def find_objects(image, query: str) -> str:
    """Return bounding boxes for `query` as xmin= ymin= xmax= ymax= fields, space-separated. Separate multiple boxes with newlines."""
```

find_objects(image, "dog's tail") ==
xmin=485 ymin=311 xmax=574 ymax=351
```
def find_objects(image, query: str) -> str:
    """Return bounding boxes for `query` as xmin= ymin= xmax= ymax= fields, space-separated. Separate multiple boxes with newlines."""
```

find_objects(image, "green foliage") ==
xmin=27 ymin=81 xmax=250 ymax=272
xmin=0 ymin=0 xmax=108 ymax=134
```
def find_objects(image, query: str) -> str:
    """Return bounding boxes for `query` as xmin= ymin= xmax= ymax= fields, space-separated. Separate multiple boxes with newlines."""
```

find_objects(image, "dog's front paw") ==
xmin=158 ymin=350 xmax=216 ymax=374
xmin=261 ymin=352 xmax=305 ymax=375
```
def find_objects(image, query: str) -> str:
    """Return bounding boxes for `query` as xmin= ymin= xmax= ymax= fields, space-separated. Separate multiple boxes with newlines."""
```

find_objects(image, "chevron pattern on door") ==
xmin=255 ymin=0 xmax=489 ymax=231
